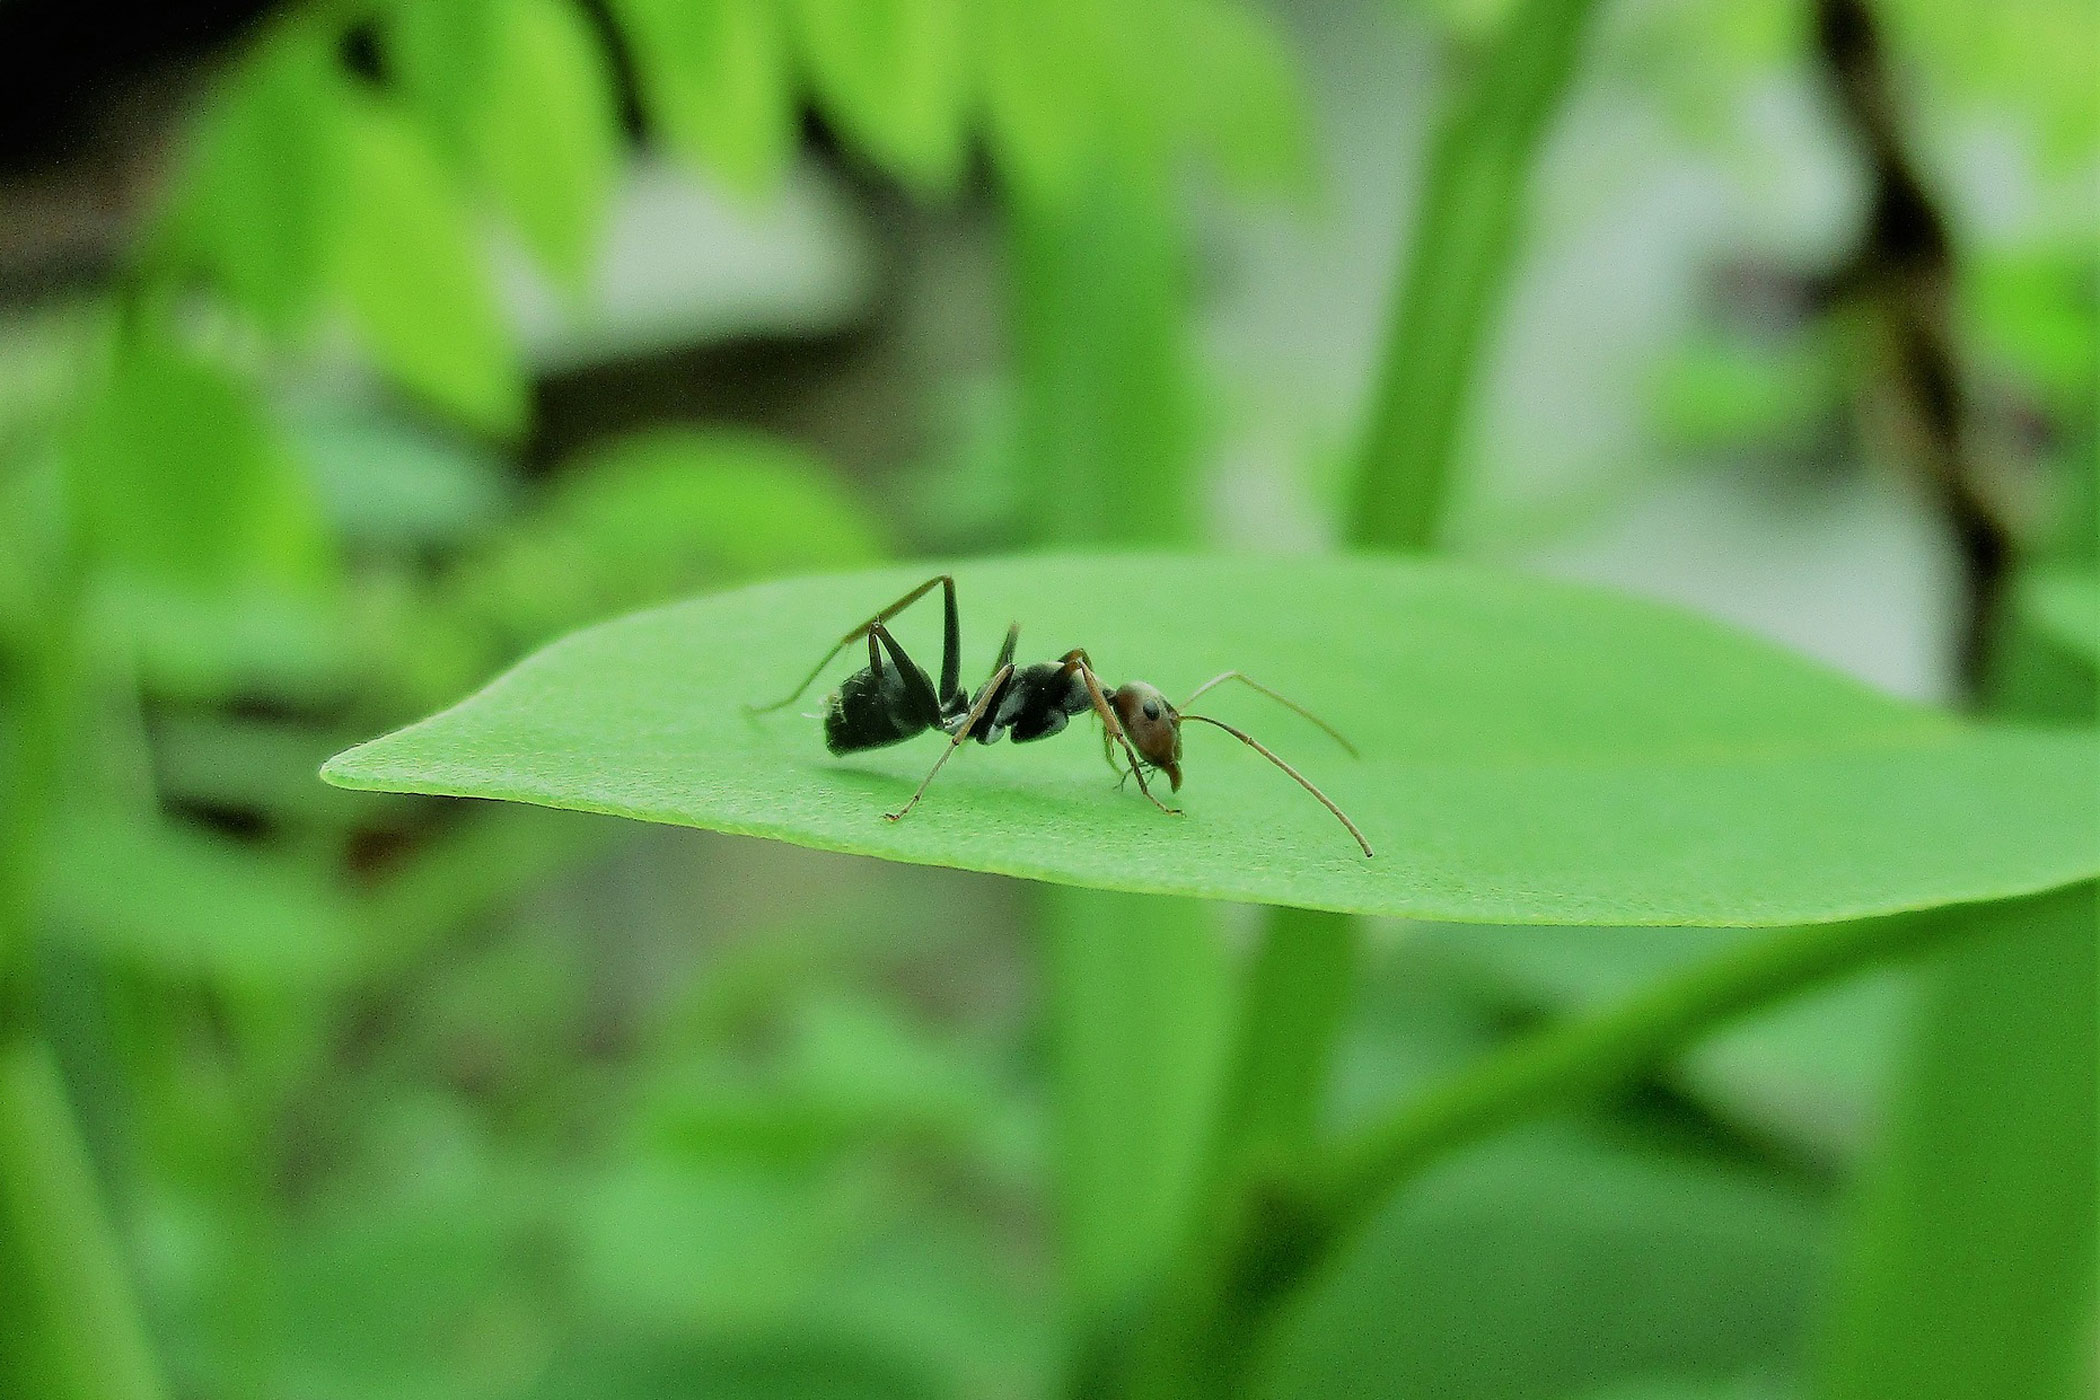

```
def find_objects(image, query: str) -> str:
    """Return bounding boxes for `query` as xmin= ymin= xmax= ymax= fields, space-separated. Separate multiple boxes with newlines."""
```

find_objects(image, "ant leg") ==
xmin=1064 ymin=652 xmax=1180 ymax=816
xmin=748 ymin=575 xmax=958 ymax=715
xmin=1100 ymin=723 xmax=1125 ymax=780
xmin=958 ymin=623 xmax=1020 ymax=726
xmin=937 ymin=575 xmax=961 ymax=706
xmin=1175 ymin=672 xmax=1358 ymax=757
xmin=886 ymin=663 xmax=1014 ymax=823
xmin=872 ymin=624 xmax=944 ymax=729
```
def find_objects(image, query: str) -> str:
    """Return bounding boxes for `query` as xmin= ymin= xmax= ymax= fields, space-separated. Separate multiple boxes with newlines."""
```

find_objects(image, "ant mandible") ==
xmin=745 ymin=575 xmax=1374 ymax=858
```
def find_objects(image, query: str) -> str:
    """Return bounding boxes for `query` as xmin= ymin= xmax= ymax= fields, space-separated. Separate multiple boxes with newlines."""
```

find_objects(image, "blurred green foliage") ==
xmin=0 ymin=1 xmax=2093 ymax=1399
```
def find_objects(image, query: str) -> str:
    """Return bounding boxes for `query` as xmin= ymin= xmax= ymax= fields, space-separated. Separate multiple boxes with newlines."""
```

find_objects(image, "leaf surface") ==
xmin=323 ymin=555 xmax=2100 ymax=926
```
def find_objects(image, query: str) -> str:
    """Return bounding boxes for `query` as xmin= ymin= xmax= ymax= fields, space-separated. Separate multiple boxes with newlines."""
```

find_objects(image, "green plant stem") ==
xmin=1011 ymin=168 xmax=1237 ymax=1353
xmin=1113 ymin=908 xmax=1357 ymax=1398
xmin=1306 ymin=901 xmax=1982 ymax=1236
xmin=0 ymin=1033 xmax=168 ymax=1400
xmin=0 ymin=448 xmax=167 ymax=1400
xmin=1122 ymin=900 xmax=1994 ymax=1397
xmin=1810 ymin=0 xmax=2010 ymax=697
xmin=1192 ymin=0 xmax=1598 ymax=1268
xmin=1011 ymin=167 xmax=1195 ymax=546
xmin=1345 ymin=0 xmax=1603 ymax=550
xmin=1200 ymin=907 xmax=1359 ymax=1198
xmin=1817 ymin=883 xmax=2096 ymax=1400
xmin=1160 ymin=5 xmax=1611 ymax=1385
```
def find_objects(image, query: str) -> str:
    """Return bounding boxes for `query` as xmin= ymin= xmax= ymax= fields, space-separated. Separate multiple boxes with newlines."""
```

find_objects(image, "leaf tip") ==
xmin=318 ymin=743 xmax=379 ymax=790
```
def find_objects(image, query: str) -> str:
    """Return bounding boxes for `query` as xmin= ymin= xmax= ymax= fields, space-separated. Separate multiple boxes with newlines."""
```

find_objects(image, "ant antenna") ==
xmin=1178 ymin=714 xmax=1374 ymax=858
xmin=1178 ymin=672 xmax=1357 ymax=757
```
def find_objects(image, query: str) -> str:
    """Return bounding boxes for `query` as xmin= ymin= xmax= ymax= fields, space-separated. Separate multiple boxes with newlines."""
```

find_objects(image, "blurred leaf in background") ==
xmin=0 ymin=1 xmax=2093 ymax=1399
xmin=615 ymin=0 xmax=799 ymax=200
xmin=64 ymin=326 xmax=333 ymax=595
xmin=333 ymin=96 xmax=528 ymax=437
xmin=473 ymin=0 xmax=622 ymax=294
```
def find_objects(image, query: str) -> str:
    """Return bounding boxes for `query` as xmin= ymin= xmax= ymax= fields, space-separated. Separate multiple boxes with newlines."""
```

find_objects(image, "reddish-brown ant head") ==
xmin=1110 ymin=682 xmax=1182 ymax=791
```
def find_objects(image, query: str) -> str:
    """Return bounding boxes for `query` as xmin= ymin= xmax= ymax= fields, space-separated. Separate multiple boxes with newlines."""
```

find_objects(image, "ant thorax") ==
xmin=952 ymin=662 xmax=1091 ymax=745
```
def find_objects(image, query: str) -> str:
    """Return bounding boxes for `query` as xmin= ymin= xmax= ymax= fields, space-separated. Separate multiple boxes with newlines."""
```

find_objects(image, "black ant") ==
xmin=745 ymin=575 xmax=1373 ymax=858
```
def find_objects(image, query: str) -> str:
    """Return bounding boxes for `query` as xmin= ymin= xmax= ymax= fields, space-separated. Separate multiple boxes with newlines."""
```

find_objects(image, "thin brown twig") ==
xmin=1812 ymin=0 xmax=2015 ymax=699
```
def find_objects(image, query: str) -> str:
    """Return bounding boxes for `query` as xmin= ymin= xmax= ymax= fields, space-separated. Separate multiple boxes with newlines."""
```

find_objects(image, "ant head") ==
xmin=1110 ymin=682 xmax=1182 ymax=791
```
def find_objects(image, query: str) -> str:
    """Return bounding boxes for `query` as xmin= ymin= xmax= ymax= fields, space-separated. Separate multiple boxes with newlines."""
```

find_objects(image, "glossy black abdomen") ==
xmin=824 ymin=664 xmax=938 ymax=753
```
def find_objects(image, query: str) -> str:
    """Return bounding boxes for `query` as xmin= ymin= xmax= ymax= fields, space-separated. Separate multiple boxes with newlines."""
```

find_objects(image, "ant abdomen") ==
xmin=825 ymin=667 xmax=935 ymax=754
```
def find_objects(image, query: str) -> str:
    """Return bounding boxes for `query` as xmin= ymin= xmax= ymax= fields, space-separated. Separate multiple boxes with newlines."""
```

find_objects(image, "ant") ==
xmin=745 ymin=575 xmax=1373 ymax=858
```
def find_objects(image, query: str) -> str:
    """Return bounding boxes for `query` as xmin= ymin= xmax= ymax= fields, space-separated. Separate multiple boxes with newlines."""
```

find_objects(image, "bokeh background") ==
xmin=0 ymin=1 xmax=2093 ymax=1398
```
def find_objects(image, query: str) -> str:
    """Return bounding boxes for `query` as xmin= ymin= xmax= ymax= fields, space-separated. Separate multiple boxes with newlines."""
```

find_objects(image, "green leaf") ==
xmin=332 ymin=98 xmax=527 ymax=437
xmin=388 ymin=0 xmax=505 ymax=168
xmin=475 ymin=0 xmax=622 ymax=290
xmin=64 ymin=335 xmax=332 ymax=591
xmin=322 ymin=555 xmax=2100 ymax=925
xmin=977 ymin=0 xmax=1306 ymax=208
xmin=1158 ymin=0 xmax=1311 ymax=195
xmin=2019 ymin=567 xmax=2099 ymax=668
xmin=615 ymin=0 xmax=796 ymax=199
xmin=1255 ymin=1127 xmax=1825 ymax=1400
xmin=157 ymin=25 xmax=344 ymax=333
xmin=790 ymin=0 xmax=968 ymax=192
xmin=37 ymin=810 xmax=360 ymax=986
xmin=456 ymin=428 xmax=884 ymax=648
xmin=978 ymin=0 xmax=1121 ymax=209
xmin=1817 ymin=881 xmax=2097 ymax=1400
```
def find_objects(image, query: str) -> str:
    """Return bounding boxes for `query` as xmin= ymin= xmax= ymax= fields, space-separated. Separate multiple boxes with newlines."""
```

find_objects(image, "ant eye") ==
xmin=1142 ymin=701 xmax=1161 ymax=721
